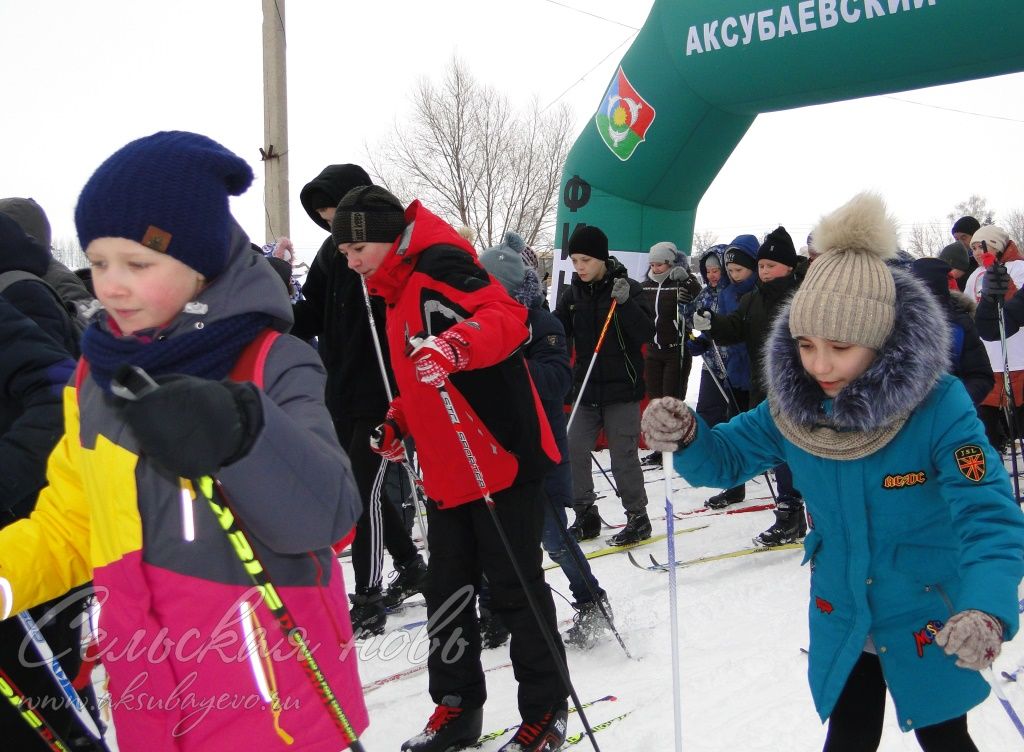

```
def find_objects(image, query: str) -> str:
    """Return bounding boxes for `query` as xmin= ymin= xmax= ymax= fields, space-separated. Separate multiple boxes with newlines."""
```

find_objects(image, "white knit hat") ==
xmin=789 ymin=193 xmax=899 ymax=351
xmin=648 ymin=241 xmax=677 ymax=265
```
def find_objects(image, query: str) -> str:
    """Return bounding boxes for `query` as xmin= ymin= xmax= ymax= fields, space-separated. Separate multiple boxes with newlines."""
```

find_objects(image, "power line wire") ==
xmin=541 ymin=32 xmax=638 ymax=113
xmin=882 ymin=95 xmax=1024 ymax=124
xmin=542 ymin=0 xmax=640 ymax=30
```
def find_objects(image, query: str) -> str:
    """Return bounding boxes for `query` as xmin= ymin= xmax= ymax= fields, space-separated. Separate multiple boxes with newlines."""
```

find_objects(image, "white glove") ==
xmin=692 ymin=310 xmax=712 ymax=331
xmin=641 ymin=397 xmax=696 ymax=452
xmin=935 ymin=610 xmax=1003 ymax=670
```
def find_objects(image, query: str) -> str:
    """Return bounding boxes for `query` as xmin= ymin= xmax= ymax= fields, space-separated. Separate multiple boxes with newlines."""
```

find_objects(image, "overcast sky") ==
xmin=2 ymin=0 xmax=1022 ymax=266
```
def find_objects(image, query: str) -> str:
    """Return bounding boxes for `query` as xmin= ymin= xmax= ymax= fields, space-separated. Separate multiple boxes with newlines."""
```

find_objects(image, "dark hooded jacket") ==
xmin=0 ymin=213 xmax=80 ymax=357
xmin=910 ymin=257 xmax=992 ymax=405
xmin=0 ymin=296 xmax=75 ymax=518
xmin=555 ymin=256 xmax=655 ymax=405
xmin=706 ymin=258 xmax=809 ymax=405
xmin=0 ymin=197 xmax=94 ymax=314
xmin=291 ymin=164 xmax=388 ymax=439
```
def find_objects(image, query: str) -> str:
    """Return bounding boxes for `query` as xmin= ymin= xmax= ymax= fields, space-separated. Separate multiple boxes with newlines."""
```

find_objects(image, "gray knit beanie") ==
xmin=789 ymin=193 xmax=898 ymax=351
xmin=648 ymin=241 xmax=678 ymax=265
xmin=330 ymin=185 xmax=407 ymax=246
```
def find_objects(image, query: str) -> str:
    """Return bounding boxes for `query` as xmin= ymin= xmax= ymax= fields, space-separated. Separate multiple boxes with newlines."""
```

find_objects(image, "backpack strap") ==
xmin=228 ymin=329 xmax=280 ymax=387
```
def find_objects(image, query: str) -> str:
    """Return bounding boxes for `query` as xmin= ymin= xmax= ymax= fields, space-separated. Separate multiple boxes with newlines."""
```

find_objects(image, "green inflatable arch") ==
xmin=554 ymin=0 xmax=1024 ymax=285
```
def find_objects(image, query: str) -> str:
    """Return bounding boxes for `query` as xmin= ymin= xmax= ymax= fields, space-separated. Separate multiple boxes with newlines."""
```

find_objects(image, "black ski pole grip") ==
xmin=110 ymin=365 xmax=159 ymax=402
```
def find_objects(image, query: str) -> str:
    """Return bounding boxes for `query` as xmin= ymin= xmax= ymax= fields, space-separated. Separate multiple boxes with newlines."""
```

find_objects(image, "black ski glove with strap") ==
xmin=119 ymin=374 xmax=263 ymax=478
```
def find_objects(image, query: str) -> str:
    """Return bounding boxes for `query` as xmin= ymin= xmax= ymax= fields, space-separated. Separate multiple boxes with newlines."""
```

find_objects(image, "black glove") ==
xmin=670 ymin=267 xmax=701 ymax=304
xmin=119 ymin=374 xmax=263 ymax=478
xmin=982 ymin=262 xmax=1011 ymax=302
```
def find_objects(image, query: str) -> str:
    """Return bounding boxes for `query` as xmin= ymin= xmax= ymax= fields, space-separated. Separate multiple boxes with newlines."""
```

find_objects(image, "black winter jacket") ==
xmin=708 ymin=260 xmax=807 ymax=406
xmin=0 ymin=296 xmax=76 ymax=519
xmin=555 ymin=257 xmax=655 ymax=405
xmin=291 ymin=166 xmax=390 ymax=440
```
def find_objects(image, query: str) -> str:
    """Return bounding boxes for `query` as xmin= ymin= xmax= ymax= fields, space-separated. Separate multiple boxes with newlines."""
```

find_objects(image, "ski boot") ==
xmin=568 ymin=504 xmax=600 ymax=542
xmin=704 ymin=486 xmax=745 ymax=510
xmin=402 ymin=695 xmax=483 ymax=752
xmin=497 ymin=704 xmax=568 ymax=752
xmin=480 ymin=604 xmax=511 ymax=649
xmin=383 ymin=554 xmax=428 ymax=610
xmin=349 ymin=587 xmax=386 ymax=638
xmin=607 ymin=510 xmax=652 ymax=546
xmin=641 ymin=451 xmax=662 ymax=467
xmin=564 ymin=594 xmax=613 ymax=650
xmin=753 ymin=498 xmax=807 ymax=547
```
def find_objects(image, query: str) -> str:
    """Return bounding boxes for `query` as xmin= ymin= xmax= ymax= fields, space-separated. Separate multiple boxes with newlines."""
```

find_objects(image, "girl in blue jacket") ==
xmin=642 ymin=192 xmax=1024 ymax=751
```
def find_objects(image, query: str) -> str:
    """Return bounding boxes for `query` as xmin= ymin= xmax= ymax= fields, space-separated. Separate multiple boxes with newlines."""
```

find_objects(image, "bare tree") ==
xmin=690 ymin=230 xmax=719 ymax=256
xmin=51 ymin=237 xmax=86 ymax=271
xmin=947 ymin=195 xmax=995 ymax=227
xmin=905 ymin=222 xmax=947 ymax=258
xmin=369 ymin=58 xmax=573 ymax=250
xmin=1003 ymin=209 xmax=1024 ymax=248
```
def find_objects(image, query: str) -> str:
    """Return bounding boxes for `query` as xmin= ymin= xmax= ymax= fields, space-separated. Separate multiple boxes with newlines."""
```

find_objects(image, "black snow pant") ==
xmin=343 ymin=418 xmax=419 ymax=593
xmin=645 ymin=345 xmax=690 ymax=400
xmin=823 ymin=652 xmax=977 ymax=752
xmin=424 ymin=480 xmax=568 ymax=720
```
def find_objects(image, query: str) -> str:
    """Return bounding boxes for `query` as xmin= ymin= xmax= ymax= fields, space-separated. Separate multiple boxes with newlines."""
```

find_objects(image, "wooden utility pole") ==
xmin=261 ymin=0 xmax=289 ymax=241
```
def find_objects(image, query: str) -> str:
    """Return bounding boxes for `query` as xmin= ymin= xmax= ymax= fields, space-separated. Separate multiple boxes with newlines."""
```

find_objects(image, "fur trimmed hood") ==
xmin=766 ymin=266 xmax=950 ymax=432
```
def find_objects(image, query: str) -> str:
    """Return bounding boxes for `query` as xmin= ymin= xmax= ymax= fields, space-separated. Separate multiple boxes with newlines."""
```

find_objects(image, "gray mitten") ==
xmin=611 ymin=277 xmax=631 ymax=304
xmin=641 ymin=397 xmax=695 ymax=452
xmin=935 ymin=610 xmax=1003 ymax=670
xmin=692 ymin=310 xmax=712 ymax=331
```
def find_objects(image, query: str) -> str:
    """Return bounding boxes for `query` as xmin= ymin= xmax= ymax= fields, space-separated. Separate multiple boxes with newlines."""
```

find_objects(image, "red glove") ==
xmin=370 ymin=418 xmax=406 ymax=462
xmin=409 ymin=331 xmax=470 ymax=387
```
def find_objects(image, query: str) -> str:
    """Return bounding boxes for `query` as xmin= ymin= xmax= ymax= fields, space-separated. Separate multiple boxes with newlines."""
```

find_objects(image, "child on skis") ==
xmin=643 ymin=192 xmax=1024 ymax=752
xmin=0 ymin=132 xmax=368 ymax=751
xmin=683 ymin=237 xmax=758 ymax=508
xmin=331 ymin=186 xmax=569 ymax=752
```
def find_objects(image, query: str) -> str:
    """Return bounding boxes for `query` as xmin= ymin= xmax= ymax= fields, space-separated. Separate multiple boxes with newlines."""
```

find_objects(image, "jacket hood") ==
xmin=299 ymin=164 xmax=372 ymax=231
xmin=0 ymin=197 xmax=51 ymax=250
xmin=766 ymin=266 xmax=949 ymax=432
xmin=698 ymin=245 xmax=729 ymax=288
xmin=951 ymin=290 xmax=976 ymax=316
xmin=94 ymin=219 xmax=293 ymax=337
xmin=0 ymin=212 xmax=51 ymax=277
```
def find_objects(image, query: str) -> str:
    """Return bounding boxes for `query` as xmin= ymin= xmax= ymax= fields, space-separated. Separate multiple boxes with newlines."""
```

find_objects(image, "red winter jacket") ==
xmin=366 ymin=202 xmax=559 ymax=507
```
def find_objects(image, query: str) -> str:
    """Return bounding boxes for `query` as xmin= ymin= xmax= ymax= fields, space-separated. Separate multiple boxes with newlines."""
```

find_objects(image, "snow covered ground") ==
xmin=350 ymin=366 xmax=1024 ymax=751
xmin=91 ymin=367 xmax=1024 ymax=750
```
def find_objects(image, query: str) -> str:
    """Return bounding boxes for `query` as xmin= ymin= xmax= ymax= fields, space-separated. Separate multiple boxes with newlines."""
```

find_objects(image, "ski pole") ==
xmin=567 ymin=299 xmax=618 ymax=431
xmin=0 ymin=664 xmax=74 ymax=751
xmin=435 ymin=382 xmax=603 ymax=752
xmin=662 ymin=450 xmax=684 ymax=752
xmin=360 ymin=277 xmax=431 ymax=547
xmin=982 ymin=668 xmax=1024 ymax=739
xmin=994 ymin=273 xmax=1023 ymax=505
xmin=111 ymin=367 xmax=367 ymax=752
xmin=544 ymin=495 xmax=632 ymax=660
xmin=590 ymin=452 xmax=619 ymax=497
xmin=17 ymin=610 xmax=103 ymax=743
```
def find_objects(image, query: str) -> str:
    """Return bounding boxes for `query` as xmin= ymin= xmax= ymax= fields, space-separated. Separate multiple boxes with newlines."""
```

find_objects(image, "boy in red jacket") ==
xmin=331 ymin=186 xmax=569 ymax=752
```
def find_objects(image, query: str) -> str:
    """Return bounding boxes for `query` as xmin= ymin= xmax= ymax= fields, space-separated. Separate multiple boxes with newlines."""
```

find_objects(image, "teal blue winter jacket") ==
xmin=673 ymin=265 xmax=1024 ymax=732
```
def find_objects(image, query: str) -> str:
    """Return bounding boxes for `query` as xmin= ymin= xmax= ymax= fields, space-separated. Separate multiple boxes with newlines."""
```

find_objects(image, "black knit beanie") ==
xmin=951 ymin=216 xmax=981 ymax=238
xmin=330 ymin=186 xmax=407 ymax=246
xmin=566 ymin=225 xmax=608 ymax=262
xmin=756 ymin=226 xmax=797 ymax=268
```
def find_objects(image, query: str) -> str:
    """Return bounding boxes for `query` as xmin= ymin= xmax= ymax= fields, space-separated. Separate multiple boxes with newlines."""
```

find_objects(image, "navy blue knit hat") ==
xmin=75 ymin=131 xmax=254 ymax=279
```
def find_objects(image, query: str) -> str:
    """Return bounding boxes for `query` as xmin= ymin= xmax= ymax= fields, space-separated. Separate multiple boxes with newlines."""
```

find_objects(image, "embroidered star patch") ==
xmin=954 ymin=445 xmax=986 ymax=482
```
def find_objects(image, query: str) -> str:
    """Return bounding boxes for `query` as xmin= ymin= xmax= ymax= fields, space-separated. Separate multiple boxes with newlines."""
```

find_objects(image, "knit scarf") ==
xmin=81 ymin=312 xmax=273 ymax=393
xmin=648 ymin=268 xmax=671 ymax=284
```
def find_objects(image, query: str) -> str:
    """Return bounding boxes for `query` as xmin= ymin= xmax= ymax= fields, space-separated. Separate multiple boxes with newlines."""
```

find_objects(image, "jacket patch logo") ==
xmin=882 ymin=471 xmax=926 ymax=489
xmin=815 ymin=596 xmax=833 ymax=615
xmin=547 ymin=335 xmax=559 ymax=347
xmin=954 ymin=445 xmax=986 ymax=482
xmin=913 ymin=619 xmax=945 ymax=658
